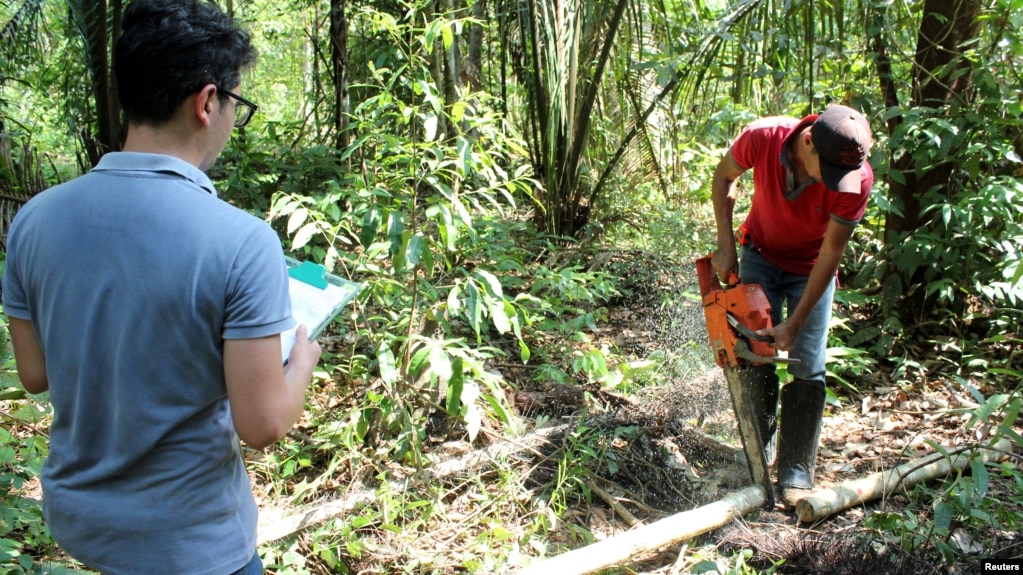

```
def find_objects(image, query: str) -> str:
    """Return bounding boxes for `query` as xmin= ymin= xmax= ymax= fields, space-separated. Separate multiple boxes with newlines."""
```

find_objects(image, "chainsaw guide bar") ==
xmin=694 ymin=255 xmax=802 ymax=508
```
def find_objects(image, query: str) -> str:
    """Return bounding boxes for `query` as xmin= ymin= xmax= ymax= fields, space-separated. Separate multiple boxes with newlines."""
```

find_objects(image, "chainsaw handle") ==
xmin=695 ymin=254 xmax=739 ymax=295
xmin=727 ymin=313 xmax=775 ymax=343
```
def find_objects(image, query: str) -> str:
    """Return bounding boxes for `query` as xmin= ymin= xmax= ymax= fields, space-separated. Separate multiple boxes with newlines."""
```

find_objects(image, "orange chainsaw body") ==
xmin=695 ymin=255 xmax=775 ymax=368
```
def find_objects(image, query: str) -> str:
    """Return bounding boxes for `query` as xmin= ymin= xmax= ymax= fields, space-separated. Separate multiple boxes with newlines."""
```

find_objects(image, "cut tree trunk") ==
xmin=796 ymin=438 xmax=1011 ymax=523
xmin=514 ymin=485 xmax=768 ymax=575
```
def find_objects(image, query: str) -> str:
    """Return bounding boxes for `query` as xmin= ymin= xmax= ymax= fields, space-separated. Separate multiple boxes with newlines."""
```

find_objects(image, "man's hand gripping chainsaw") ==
xmin=695 ymin=254 xmax=799 ymax=507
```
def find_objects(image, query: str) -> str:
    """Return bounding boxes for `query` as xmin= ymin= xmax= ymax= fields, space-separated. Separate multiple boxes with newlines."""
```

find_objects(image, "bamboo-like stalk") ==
xmin=795 ymin=438 xmax=1012 ymax=523
xmin=515 ymin=485 xmax=767 ymax=575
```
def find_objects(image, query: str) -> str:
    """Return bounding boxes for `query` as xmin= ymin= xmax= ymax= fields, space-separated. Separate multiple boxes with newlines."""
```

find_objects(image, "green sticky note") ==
xmin=288 ymin=260 xmax=328 ymax=289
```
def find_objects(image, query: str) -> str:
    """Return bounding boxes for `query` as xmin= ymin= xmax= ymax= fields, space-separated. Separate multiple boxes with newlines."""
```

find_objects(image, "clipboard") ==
xmin=281 ymin=256 xmax=361 ymax=363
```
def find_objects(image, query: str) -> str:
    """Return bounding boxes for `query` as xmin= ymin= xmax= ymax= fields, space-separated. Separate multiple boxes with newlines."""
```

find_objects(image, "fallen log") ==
xmin=515 ymin=485 xmax=767 ymax=575
xmin=796 ymin=438 xmax=1012 ymax=524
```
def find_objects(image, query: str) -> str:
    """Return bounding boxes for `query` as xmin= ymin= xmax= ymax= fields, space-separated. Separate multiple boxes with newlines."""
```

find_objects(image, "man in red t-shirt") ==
xmin=711 ymin=104 xmax=873 ymax=508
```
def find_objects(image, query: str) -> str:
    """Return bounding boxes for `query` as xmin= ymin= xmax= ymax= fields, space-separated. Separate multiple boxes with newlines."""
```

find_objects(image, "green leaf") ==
xmin=406 ymin=234 xmax=426 ymax=267
xmin=490 ymin=300 xmax=511 ymax=334
xmin=292 ymin=222 xmax=318 ymax=250
xmin=442 ymin=22 xmax=454 ymax=50
xmin=970 ymin=507 xmax=992 ymax=523
xmin=378 ymin=343 xmax=398 ymax=385
xmin=423 ymin=19 xmax=441 ymax=49
xmin=446 ymin=360 xmax=465 ymax=415
xmin=484 ymin=392 xmax=513 ymax=426
xmin=970 ymin=458 xmax=990 ymax=499
xmin=0 ymin=388 xmax=26 ymax=401
xmin=387 ymin=212 xmax=405 ymax=259
xmin=447 ymin=281 xmax=463 ymax=315
xmin=691 ymin=560 xmax=721 ymax=574
xmin=997 ymin=423 xmax=1023 ymax=447
xmin=1011 ymin=259 xmax=1023 ymax=288
xmin=351 ymin=515 xmax=373 ymax=529
xmin=424 ymin=113 xmax=439 ymax=141
xmin=933 ymin=501 xmax=954 ymax=532
xmin=429 ymin=345 xmax=452 ymax=381
xmin=475 ymin=269 xmax=503 ymax=297
xmin=269 ymin=194 xmax=297 ymax=218
xmin=0 ymin=538 xmax=21 ymax=563
xmin=408 ymin=346 xmax=431 ymax=379
xmin=967 ymin=393 xmax=1009 ymax=430
xmin=436 ymin=204 xmax=457 ymax=252
xmin=519 ymin=340 xmax=531 ymax=363
xmin=461 ymin=382 xmax=481 ymax=440
xmin=465 ymin=281 xmax=483 ymax=336
xmin=1000 ymin=397 xmax=1021 ymax=429
xmin=287 ymin=208 xmax=308 ymax=235
xmin=360 ymin=208 xmax=382 ymax=248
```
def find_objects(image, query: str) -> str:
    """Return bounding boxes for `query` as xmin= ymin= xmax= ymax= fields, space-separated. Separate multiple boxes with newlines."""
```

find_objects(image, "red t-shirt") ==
xmin=730 ymin=115 xmax=873 ymax=275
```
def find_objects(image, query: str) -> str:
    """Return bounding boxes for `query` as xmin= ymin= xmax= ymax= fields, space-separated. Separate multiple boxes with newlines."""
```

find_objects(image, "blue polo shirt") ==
xmin=3 ymin=152 xmax=294 ymax=575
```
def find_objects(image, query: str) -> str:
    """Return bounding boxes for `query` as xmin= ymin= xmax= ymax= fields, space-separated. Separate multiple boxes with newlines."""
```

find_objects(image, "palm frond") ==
xmin=0 ymin=0 xmax=44 ymax=76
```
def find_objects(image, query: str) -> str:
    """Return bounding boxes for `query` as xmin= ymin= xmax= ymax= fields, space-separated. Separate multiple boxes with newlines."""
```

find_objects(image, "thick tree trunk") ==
xmin=463 ymin=0 xmax=486 ymax=92
xmin=870 ymin=9 xmax=900 ymax=137
xmin=330 ymin=0 xmax=350 ymax=151
xmin=884 ymin=0 xmax=981 ymax=237
xmin=79 ymin=0 xmax=123 ymax=164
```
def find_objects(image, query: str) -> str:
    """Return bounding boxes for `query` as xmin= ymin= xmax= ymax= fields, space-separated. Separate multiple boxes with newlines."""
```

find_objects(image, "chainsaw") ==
xmin=695 ymin=254 xmax=799 ymax=508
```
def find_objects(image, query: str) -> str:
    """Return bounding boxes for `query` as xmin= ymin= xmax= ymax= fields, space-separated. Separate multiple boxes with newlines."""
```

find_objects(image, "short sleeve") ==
xmin=222 ymin=224 xmax=295 ymax=339
xmin=2 ymin=212 xmax=32 ymax=320
xmin=831 ymin=163 xmax=873 ymax=226
xmin=729 ymin=123 xmax=763 ymax=172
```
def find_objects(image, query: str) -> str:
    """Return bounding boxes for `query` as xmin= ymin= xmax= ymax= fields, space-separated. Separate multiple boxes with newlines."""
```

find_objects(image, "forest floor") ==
xmin=488 ymin=261 xmax=1016 ymax=574
xmin=252 ymin=254 xmax=1023 ymax=574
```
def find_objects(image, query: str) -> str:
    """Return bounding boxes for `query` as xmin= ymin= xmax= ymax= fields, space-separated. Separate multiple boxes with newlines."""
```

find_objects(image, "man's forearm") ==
xmin=787 ymin=261 xmax=837 ymax=331
xmin=789 ymin=221 xmax=856 ymax=328
xmin=712 ymin=181 xmax=736 ymax=249
xmin=787 ymin=240 xmax=846 ymax=330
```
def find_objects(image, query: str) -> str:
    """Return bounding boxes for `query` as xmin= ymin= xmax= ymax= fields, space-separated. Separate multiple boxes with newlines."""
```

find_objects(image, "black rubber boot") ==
xmin=738 ymin=365 xmax=779 ymax=465
xmin=777 ymin=379 xmax=826 ymax=490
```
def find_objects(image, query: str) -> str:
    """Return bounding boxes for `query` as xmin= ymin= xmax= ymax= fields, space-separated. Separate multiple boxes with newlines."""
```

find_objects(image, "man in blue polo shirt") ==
xmin=2 ymin=1 xmax=321 ymax=573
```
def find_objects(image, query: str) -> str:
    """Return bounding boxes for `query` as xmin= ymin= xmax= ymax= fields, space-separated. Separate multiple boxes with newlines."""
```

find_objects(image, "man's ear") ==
xmin=193 ymin=84 xmax=219 ymax=127
xmin=803 ymin=129 xmax=816 ymax=154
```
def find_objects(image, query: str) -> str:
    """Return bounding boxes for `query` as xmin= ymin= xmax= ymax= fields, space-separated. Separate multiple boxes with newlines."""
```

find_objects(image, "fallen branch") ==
xmin=515 ymin=485 xmax=767 ymax=575
xmin=677 ymin=427 xmax=743 ymax=462
xmin=589 ymin=481 xmax=642 ymax=527
xmin=257 ymin=485 xmax=376 ymax=545
xmin=795 ymin=437 xmax=1012 ymax=524
xmin=257 ymin=423 xmax=570 ymax=544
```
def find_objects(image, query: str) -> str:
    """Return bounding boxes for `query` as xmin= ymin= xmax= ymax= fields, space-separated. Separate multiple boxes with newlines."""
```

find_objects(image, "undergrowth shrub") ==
xmin=0 ymin=310 xmax=85 ymax=574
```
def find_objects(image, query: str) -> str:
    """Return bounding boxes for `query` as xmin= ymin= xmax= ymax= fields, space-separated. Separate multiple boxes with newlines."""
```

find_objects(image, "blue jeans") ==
xmin=738 ymin=244 xmax=834 ymax=384
xmin=229 ymin=553 xmax=263 ymax=575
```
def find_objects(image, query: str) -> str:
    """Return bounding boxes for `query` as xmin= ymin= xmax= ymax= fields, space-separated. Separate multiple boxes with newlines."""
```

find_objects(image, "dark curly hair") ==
xmin=114 ymin=0 xmax=257 ymax=125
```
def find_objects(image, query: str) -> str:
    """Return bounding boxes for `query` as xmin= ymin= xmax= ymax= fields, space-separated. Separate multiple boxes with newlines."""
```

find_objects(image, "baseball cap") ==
xmin=811 ymin=104 xmax=871 ymax=193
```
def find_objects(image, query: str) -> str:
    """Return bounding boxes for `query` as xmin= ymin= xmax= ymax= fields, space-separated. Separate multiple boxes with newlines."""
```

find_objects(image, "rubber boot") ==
xmin=777 ymin=379 xmax=826 ymax=490
xmin=738 ymin=365 xmax=779 ymax=465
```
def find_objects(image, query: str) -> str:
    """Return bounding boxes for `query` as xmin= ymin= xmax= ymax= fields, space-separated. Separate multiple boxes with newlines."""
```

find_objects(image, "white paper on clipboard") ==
xmin=280 ymin=257 xmax=360 ymax=363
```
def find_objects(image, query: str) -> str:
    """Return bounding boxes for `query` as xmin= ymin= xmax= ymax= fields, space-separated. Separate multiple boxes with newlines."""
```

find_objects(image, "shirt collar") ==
xmin=91 ymin=152 xmax=218 ymax=197
xmin=779 ymin=114 xmax=819 ymax=201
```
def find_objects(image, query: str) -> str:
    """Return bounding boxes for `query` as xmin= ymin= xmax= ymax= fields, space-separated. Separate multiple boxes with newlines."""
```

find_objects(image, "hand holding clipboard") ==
xmin=281 ymin=258 xmax=360 ymax=364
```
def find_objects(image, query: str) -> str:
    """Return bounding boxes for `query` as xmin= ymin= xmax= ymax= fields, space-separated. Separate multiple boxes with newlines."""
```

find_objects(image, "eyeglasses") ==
xmin=219 ymin=88 xmax=258 ymax=128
